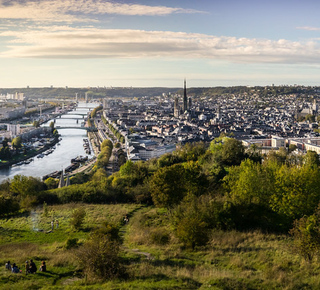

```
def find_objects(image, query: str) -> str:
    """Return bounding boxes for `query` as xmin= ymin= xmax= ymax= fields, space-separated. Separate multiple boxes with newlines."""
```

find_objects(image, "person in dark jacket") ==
xmin=29 ymin=260 xmax=37 ymax=273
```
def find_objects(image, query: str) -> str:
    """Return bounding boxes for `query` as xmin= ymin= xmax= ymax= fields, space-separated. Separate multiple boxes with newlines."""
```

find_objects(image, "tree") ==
xmin=10 ymin=175 xmax=45 ymax=208
xmin=290 ymin=208 xmax=320 ymax=261
xmin=44 ymin=177 xmax=58 ymax=189
xmin=288 ymin=144 xmax=297 ymax=154
xmin=101 ymin=139 xmax=113 ymax=151
xmin=221 ymin=138 xmax=245 ymax=166
xmin=209 ymin=136 xmax=245 ymax=166
xmin=305 ymin=114 xmax=316 ymax=123
xmin=149 ymin=164 xmax=187 ymax=208
xmin=224 ymin=159 xmax=273 ymax=206
xmin=271 ymin=165 xmax=320 ymax=219
xmin=303 ymin=150 xmax=320 ymax=168
xmin=11 ymin=136 xmax=22 ymax=152
xmin=33 ymin=120 xmax=40 ymax=128
xmin=171 ymin=197 xmax=211 ymax=249
xmin=49 ymin=121 xmax=55 ymax=133
xmin=246 ymin=144 xmax=262 ymax=163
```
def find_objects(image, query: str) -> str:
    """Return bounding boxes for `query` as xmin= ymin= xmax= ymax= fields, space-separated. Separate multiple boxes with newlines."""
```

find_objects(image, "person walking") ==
xmin=56 ymin=220 xmax=59 ymax=229
xmin=51 ymin=220 xmax=54 ymax=230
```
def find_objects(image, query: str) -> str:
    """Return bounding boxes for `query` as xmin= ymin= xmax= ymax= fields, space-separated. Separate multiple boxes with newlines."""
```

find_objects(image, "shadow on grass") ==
xmin=0 ymin=227 xmax=28 ymax=239
xmin=135 ymin=274 xmax=201 ymax=288
xmin=221 ymin=246 xmax=265 ymax=254
xmin=150 ymin=258 xmax=197 ymax=269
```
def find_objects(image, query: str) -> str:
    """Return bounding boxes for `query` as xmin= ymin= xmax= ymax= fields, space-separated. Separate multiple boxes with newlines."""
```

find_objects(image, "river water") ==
xmin=0 ymin=102 xmax=97 ymax=182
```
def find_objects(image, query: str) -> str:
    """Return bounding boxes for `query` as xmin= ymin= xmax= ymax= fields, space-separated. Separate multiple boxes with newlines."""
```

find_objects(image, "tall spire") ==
xmin=183 ymin=78 xmax=188 ymax=112
xmin=58 ymin=170 xmax=65 ymax=188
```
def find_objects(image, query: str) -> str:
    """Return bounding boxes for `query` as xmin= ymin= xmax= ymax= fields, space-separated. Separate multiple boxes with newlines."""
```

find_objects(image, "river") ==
xmin=0 ymin=102 xmax=97 ymax=182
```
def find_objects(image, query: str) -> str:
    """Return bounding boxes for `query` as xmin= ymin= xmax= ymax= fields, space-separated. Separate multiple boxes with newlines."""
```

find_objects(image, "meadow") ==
xmin=1 ymin=203 xmax=320 ymax=289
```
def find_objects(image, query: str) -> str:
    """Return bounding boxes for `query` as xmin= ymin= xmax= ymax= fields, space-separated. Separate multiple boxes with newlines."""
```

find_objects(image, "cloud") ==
xmin=1 ymin=27 xmax=320 ymax=64
xmin=297 ymin=26 xmax=320 ymax=31
xmin=0 ymin=0 xmax=203 ymax=22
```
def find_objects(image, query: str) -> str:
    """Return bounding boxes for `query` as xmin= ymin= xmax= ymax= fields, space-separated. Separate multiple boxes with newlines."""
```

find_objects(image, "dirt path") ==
xmin=119 ymin=205 xmax=155 ymax=261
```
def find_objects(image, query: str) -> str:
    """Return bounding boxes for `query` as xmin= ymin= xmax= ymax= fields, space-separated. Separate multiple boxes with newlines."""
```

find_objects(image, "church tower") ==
xmin=174 ymin=96 xmax=179 ymax=118
xmin=183 ymin=79 xmax=188 ymax=112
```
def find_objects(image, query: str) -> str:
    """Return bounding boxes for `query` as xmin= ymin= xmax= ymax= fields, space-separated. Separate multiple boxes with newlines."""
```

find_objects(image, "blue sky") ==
xmin=1 ymin=0 xmax=320 ymax=88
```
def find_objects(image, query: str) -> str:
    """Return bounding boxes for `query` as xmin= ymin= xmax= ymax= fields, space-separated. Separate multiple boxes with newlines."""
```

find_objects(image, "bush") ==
xmin=70 ymin=207 xmax=86 ymax=230
xmin=66 ymin=238 xmax=79 ymax=249
xmin=149 ymin=229 xmax=170 ymax=245
xmin=76 ymin=234 xmax=125 ymax=280
xmin=290 ymin=207 xmax=320 ymax=261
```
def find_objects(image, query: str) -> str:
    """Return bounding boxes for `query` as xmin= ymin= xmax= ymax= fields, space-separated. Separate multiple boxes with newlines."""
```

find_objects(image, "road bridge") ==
xmin=42 ymin=125 xmax=97 ymax=132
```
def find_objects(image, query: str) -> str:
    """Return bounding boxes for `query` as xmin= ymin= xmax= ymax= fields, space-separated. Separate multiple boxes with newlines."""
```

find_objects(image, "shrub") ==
xmin=70 ymin=207 xmax=86 ymax=230
xmin=290 ymin=208 xmax=320 ymax=261
xmin=75 ymin=234 xmax=125 ymax=280
xmin=149 ymin=229 xmax=170 ymax=245
xmin=66 ymin=238 xmax=79 ymax=249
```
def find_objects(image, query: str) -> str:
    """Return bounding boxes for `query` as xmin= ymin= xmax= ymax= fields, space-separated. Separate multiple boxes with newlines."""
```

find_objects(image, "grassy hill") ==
xmin=1 ymin=203 xmax=319 ymax=289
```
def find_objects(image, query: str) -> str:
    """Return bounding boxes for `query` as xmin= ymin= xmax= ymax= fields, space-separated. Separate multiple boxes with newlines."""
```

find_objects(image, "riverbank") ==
xmin=0 ymin=136 xmax=61 ymax=170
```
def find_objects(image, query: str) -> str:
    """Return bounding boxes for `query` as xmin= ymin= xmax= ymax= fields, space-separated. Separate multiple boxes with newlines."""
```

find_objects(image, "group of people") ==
xmin=5 ymin=261 xmax=20 ymax=273
xmin=5 ymin=260 xmax=46 ymax=274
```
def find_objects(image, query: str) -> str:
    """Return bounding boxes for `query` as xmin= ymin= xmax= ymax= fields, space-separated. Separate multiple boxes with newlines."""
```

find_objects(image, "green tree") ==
xmin=33 ymin=120 xmax=40 ymax=127
xmin=10 ymin=175 xmax=45 ymax=208
xmin=288 ymin=144 xmax=297 ymax=153
xmin=171 ymin=198 xmax=210 ymax=249
xmin=11 ymin=136 xmax=22 ymax=152
xmin=290 ymin=208 xmax=320 ymax=261
xmin=246 ymin=144 xmax=262 ymax=163
xmin=221 ymin=138 xmax=245 ymax=166
xmin=305 ymin=114 xmax=316 ymax=123
xmin=49 ymin=121 xmax=55 ymax=133
xmin=303 ymin=150 xmax=320 ymax=168
xmin=44 ymin=177 xmax=58 ymax=189
xmin=271 ymin=165 xmax=320 ymax=219
xmin=149 ymin=164 xmax=187 ymax=208
xmin=224 ymin=159 xmax=273 ymax=206
xmin=101 ymin=139 xmax=113 ymax=151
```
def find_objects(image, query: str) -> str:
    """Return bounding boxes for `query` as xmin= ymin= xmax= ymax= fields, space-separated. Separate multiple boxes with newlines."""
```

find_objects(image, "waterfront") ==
xmin=0 ymin=103 xmax=96 ymax=182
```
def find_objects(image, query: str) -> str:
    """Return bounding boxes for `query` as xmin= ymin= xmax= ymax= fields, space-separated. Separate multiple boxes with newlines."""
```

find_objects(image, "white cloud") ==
xmin=0 ymin=0 xmax=203 ymax=22
xmin=297 ymin=26 xmax=320 ymax=31
xmin=1 ymin=27 xmax=320 ymax=64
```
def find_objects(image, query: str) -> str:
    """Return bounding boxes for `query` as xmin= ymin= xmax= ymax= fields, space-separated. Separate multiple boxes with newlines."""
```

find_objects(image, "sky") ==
xmin=1 ymin=0 xmax=320 ymax=88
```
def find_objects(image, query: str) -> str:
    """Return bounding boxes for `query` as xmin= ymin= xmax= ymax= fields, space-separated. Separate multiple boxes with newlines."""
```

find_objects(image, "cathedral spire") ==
xmin=183 ymin=78 xmax=188 ymax=112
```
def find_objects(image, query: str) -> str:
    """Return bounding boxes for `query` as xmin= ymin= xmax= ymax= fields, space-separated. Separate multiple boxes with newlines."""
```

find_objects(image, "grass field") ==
xmin=1 ymin=203 xmax=320 ymax=289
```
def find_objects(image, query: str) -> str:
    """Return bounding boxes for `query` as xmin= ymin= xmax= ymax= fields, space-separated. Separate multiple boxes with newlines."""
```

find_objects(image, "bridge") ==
xmin=43 ymin=125 xmax=97 ymax=132
xmin=58 ymin=112 xmax=88 ymax=117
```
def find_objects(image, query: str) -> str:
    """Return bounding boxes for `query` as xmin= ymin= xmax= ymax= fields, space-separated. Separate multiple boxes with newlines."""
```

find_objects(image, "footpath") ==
xmin=119 ymin=205 xmax=155 ymax=261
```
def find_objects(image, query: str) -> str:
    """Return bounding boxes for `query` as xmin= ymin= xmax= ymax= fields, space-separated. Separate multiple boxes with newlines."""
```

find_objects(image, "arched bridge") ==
xmin=43 ymin=125 xmax=97 ymax=132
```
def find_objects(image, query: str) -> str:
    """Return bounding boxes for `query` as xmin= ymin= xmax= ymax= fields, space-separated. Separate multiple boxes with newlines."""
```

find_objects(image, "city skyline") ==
xmin=1 ymin=0 xmax=320 ymax=88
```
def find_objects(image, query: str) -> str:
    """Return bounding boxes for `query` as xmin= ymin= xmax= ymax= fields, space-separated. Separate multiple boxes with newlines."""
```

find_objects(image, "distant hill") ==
xmin=1 ymin=85 xmax=318 ymax=99
xmin=0 ymin=87 xmax=181 ymax=99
